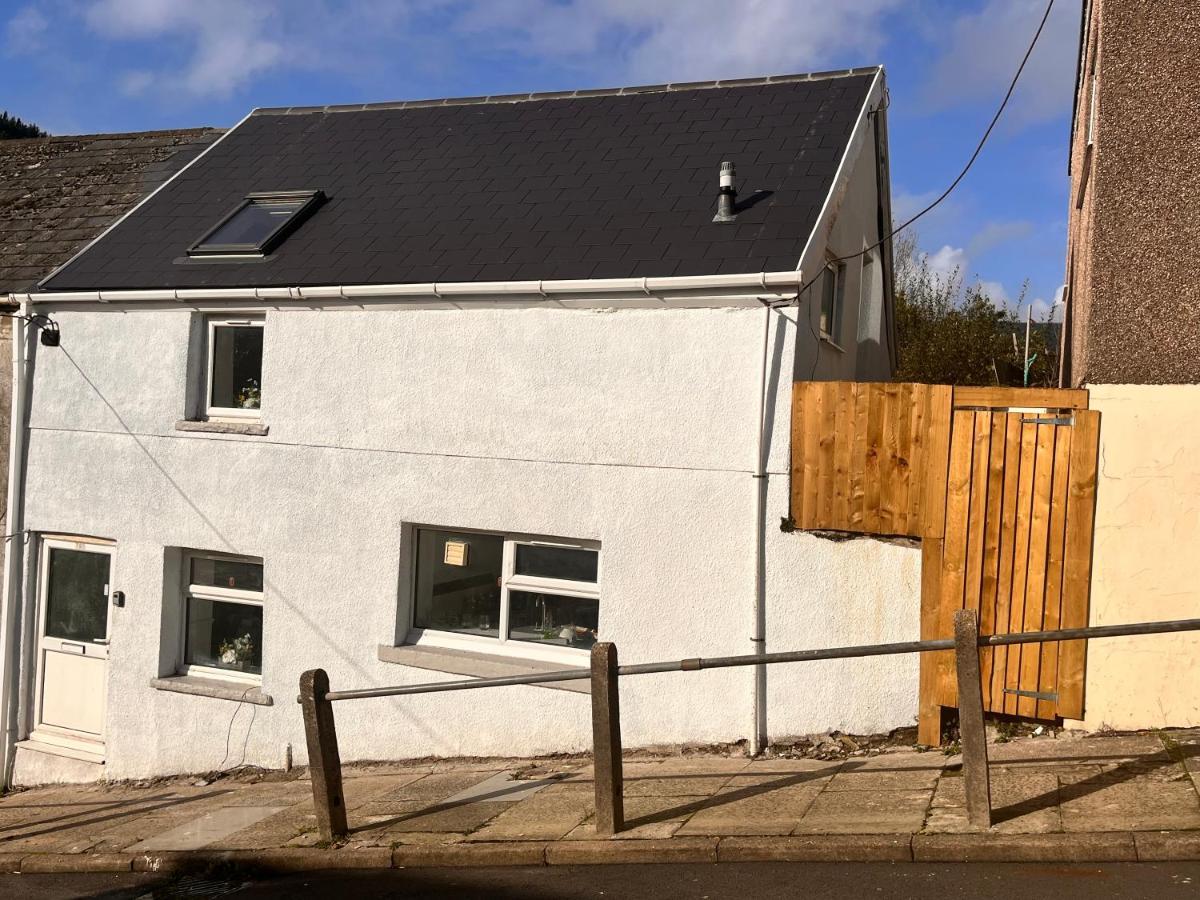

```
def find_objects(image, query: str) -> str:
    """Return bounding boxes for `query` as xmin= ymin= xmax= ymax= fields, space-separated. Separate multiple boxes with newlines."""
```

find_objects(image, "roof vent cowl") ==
xmin=713 ymin=161 xmax=737 ymax=223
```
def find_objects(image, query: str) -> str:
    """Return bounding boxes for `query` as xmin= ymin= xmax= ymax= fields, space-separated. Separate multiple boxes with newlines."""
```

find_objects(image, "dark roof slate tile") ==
xmin=41 ymin=72 xmax=876 ymax=291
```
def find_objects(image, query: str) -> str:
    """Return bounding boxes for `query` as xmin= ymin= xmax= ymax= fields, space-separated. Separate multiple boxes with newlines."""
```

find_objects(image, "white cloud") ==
xmin=977 ymin=279 xmax=1011 ymax=307
xmin=922 ymin=244 xmax=967 ymax=283
xmin=67 ymin=0 xmax=906 ymax=101
xmin=1025 ymin=284 xmax=1065 ymax=322
xmin=920 ymin=0 xmax=1081 ymax=128
xmin=4 ymin=5 xmax=49 ymax=54
xmin=455 ymin=0 xmax=904 ymax=83
xmin=83 ymin=0 xmax=286 ymax=97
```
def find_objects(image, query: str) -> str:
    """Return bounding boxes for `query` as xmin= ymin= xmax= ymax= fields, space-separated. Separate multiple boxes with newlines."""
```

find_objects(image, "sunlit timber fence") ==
xmin=298 ymin=616 xmax=1200 ymax=840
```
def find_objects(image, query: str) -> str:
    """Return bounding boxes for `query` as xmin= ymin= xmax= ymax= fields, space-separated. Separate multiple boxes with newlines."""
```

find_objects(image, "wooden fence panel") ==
xmin=791 ymin=382 xmax=1098 ymax=735
xmin=790 ymin=382 xmax=950 ymax=536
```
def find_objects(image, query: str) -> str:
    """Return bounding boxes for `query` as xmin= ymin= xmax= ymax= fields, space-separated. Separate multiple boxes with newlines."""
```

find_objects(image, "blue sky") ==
xmin=3 ymin=0 xmax=1079 ymax=317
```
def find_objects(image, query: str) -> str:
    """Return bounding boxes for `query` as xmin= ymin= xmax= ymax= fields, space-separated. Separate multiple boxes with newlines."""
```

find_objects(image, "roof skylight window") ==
xmin=188 ymin=190 xmax=324 ymax=257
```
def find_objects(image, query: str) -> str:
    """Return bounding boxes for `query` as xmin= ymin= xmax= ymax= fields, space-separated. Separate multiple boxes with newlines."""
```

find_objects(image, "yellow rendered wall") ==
xmin=1073 ymin=385 xmax=1200 ymax=730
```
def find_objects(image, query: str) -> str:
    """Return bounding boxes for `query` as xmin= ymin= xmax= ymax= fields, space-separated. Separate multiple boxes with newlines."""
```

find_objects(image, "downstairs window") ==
xmin=182 ymin=553 xmax=264 ymax=682
xmin=411 ymin=528 xmax=600 ymax=660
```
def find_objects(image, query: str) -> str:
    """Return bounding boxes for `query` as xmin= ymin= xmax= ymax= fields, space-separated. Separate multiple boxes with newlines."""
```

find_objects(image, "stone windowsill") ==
xmin=377 ymin=643 xmax=590 ymax=694
xmin=150 ymin=675 xmax=274 ymax=706
xmin=175 ymin=419 xmax=269 ymax=436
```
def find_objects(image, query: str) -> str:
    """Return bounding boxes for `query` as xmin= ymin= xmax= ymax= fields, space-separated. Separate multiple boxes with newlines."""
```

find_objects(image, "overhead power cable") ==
xmin=802 ymin=0 xmax=1058 ymax=300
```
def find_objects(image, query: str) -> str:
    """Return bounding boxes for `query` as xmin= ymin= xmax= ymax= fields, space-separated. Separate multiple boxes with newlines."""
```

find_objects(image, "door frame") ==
xmin=29 ymin=535 xmax=115 ymax=756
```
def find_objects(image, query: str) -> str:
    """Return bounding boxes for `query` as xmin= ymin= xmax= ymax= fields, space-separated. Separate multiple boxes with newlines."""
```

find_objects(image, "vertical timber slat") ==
xmin=1037 ymin=424 xmax=1073 ymax=720
xmin=921 ymin=386 xmax=954 ymax=539
xmin=1017 ymin=423 xmax=1057 ymax=718
xmin=990 ymin=414 xmax=1023 ymax=713
xmin=832 ymin=382 xmax=854 ymax=525
xmin=919 ymin=538 xmax=948 ymax=746
xmin=1003 ymin=421 xmax=1038 ymax=716
xmin=977 ymin=412 xmax=1007 ymax=709
xmin=801 ymin=382 xmax=822 ymax=530
xmin=936 ymin=409 xmax=976 ymax=707
xmin=863 ymin=384 xmax=884 ymax=533
xmin=849 ymin=384 xmax=870 ymax=529
xmin=1057 ymin=409 xmax=1101 ymax=719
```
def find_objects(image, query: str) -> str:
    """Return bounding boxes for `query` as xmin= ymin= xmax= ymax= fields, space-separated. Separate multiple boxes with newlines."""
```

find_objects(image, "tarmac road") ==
xmin=2 ymin=861 xmax=1198 ymax=899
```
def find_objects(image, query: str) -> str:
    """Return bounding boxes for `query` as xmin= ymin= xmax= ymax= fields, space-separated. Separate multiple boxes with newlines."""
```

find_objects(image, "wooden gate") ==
xmin=790 ymin=384 xmax=1102 ymax=745
xmin=923 ymin=400 xmax=1099 ymax=728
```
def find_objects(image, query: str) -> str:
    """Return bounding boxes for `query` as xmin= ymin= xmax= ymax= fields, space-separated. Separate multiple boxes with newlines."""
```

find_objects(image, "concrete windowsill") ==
xmin=150 ymin=675 xmax=274 ymax=706
xmin=377 ymin=643 xmax=590 ymax=694
xmin=175 ymin=419 xmax=269 ymax=436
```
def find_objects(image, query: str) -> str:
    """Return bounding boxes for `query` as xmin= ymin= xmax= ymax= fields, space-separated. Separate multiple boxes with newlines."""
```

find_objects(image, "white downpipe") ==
xmin=749 ymin=301 xmax=773 ymax=755
xmin=0 ymin=303 xmax=29 ymax=787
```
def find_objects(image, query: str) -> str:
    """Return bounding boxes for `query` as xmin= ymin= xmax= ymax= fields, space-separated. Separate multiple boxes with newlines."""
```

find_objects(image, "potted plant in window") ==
xmin=218 ymin=633 xmax=256 ymax=670
xmin=236 ymin=379 xmax=261 ymax=410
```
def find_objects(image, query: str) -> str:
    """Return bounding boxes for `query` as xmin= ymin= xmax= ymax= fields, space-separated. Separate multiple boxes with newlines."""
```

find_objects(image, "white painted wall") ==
xmin=12 ymin=298 xmax=918 ymax=781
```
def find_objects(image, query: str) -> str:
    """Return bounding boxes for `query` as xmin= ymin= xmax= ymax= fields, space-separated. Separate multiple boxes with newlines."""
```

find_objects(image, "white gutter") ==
xmin=21 ymin=270 xmax=807 ymax=310
xmin=0 ymin=303 xmax=29 ymax=787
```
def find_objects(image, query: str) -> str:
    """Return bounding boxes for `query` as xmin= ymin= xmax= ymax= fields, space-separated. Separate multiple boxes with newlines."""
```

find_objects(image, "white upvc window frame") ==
xmin=408 ymin=527 xmax=601 ymax=667
xmin=205 ymin=315 xmax=265 ymax=421
xmin=819 ymin=257 xmax=846 ymax=343
xmin=180 ymin=551 xmax=264 ymax=686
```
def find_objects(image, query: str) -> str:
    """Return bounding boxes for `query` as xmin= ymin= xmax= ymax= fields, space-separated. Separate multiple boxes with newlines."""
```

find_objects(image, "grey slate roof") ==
xmin=0 ymin=129 xmax=222 ymax=295
xmin=40 ymin=71 xmax=878 ymax=292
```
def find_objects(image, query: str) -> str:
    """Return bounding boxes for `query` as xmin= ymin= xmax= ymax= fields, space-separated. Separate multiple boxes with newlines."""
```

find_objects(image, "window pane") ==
xmin=820 ymin=268 xmax=836 ymax=335
xmin=210 ymin=325 xmax=263 ymax=411
xmin=186 ymin=597 xmax=263 ymax=675
xmin=413 ymin=530 xmax=502 ymax=637
xmin=190 ymin=557 xmax=263 ymax=592
xmin=203 ymin=198 xmax=304 ymax=248
xmin=507 ymin=590 xmax=598 ymax=650
xmin=44 ymin=548 xmax=110 ymax=642
xmin=513 ymin=545 xmax=598 ymax=582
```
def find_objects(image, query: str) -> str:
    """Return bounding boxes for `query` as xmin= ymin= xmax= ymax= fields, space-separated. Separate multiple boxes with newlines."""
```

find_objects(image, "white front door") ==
xmin=32 ymin=538 xmax=113 ymax=757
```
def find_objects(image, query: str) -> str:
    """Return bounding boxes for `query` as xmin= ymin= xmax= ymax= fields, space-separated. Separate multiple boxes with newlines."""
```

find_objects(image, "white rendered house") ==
xmin=0 ymin=69 xmax=920 ymax=785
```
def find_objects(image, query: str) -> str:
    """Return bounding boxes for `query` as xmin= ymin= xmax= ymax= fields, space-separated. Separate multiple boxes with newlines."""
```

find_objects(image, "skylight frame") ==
xmin=187 ymin=190 xmax=325 ymax=258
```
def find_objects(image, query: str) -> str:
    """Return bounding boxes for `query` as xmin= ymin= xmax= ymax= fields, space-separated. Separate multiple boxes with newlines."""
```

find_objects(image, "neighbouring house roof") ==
xmin=38 ymin=70 xmax=881 ymax=292
xmin=0 ymin=128 xmax=222 ymax=297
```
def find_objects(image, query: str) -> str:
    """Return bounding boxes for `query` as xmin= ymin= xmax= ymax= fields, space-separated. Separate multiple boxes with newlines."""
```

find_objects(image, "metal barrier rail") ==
xmin=299 ymin=616 xmax=1200 ymax=841
xmin=321 ymin=618 xmax=1200 ymax=702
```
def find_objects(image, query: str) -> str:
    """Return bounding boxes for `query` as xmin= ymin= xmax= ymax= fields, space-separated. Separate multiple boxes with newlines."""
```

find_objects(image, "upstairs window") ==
xmin=207 ymin=316 xmax=264 ymax=419
xmin=188 ymin=190 xmax=324 ymax=257
xmin=820 ymin=259 xmax=846 ymax=342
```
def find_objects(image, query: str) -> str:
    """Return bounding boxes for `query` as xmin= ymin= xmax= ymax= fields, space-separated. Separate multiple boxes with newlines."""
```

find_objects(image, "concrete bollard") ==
xmin=590 ymin=642 xmax=625 ymax=836
xmin=299 ymin=668 xmax=348 ymax=842
xmin=953 ymin=610 xmax=992 ymax=829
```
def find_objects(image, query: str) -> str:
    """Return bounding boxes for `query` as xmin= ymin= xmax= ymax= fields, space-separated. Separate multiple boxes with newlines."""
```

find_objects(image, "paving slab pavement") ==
xmin=0 ymin=731 xmax=1197 ymax=870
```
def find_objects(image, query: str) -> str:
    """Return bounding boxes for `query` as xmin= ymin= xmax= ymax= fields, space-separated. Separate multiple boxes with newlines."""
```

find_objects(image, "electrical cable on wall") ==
xmin=800 ymin=0 xmax=1057 ymax=379
xmin=0 ymin=311 xmax=61 ymax=346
